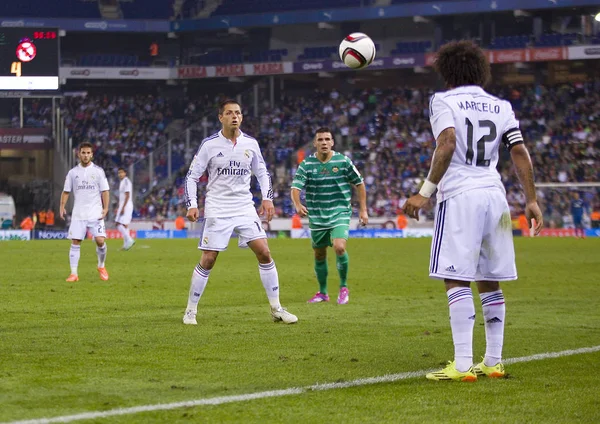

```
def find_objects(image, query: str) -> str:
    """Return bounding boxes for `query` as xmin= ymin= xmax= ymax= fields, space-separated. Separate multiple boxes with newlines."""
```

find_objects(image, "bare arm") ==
xmin=59 ymin=191 xmax=70 ymax=219
xmin=354 ymin=183 xmax=368 ymax=225
xmin=291 ymin=188 xmax=307 ymax=217
xmin=510 ymin=143 xmax=543 ymax=234
xmin=427 ymin=127 xmax=456 ymax=185
xmin=100 ymin=190 xmax=109 ymax=219
xmin=510 ymin=144 xmax=536 ymax=203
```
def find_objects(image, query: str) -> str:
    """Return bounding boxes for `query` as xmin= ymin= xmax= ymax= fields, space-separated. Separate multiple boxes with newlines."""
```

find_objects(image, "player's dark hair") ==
xmin=118 ymin=167 xmax=127 ymax=173
xmin=218 ymin=99 xmax=241 ymax=115
xmin=434 ymin=40 xmax=490 ymax=88
xmin=78 ymin=141 xmax=94 ymax=151
xmin=314 ymin=127 xmax=333 ymax=137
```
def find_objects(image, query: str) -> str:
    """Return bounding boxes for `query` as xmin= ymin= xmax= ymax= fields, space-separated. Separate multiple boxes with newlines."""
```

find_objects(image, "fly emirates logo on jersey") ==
xmin=75 ymin=176 xmax=97 ymax=191
xmin=216 ymin=160 xmax=251 ymax=176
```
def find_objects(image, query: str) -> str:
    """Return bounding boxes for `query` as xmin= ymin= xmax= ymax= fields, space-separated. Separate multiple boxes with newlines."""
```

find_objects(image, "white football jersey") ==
xmin=184 ymin=130 xmax=274 ymax=218
xmin=118 ymin=177 xmax=133 ymax=209
xmin=63 ymin=163 xmax=110 ymax=220
xmin=429 ymin=85 xmax=524 ymax=202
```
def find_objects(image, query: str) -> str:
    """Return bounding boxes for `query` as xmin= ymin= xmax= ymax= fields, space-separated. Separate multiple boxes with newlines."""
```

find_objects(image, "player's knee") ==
xmin=313 ymin=248 xmax=327 ymax=261
xmin=201 ymin=253 xmax=218 ymax=269
xmin=333 ymin=242 xmax=346 ymax=256
xmin=256 ymin=249 xmax=272 ymax=264
xmin=95 ymin=238 xmax=105 ymax=247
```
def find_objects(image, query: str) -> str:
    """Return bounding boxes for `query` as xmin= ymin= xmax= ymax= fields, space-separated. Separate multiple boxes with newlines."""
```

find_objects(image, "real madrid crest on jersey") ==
xmin=244 ymin=149 xmax=251 ymax=159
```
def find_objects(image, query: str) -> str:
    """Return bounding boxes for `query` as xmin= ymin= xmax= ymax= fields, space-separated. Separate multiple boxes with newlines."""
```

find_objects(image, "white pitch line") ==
xmin=5 ymin=345 xmax=600 ymax=424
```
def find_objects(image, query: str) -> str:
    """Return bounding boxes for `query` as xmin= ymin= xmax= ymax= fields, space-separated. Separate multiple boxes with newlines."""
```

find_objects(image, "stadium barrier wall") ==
xmin=56 ymin=45 xmax=599 ymax=82
xmin=0 ymin=230 xmax=31 ymax=240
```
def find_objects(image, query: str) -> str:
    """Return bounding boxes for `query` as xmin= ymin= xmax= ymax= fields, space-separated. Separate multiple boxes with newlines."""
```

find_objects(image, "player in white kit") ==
xmin=116 ymin=167 xmax=135 ymax=251
xmin=403 ymin=41 xmax=543 ymax=381
xmin=60 ymin=142 xmax=110 ymax=282
xmin=182 ymin=99 xmax=297 ymax=325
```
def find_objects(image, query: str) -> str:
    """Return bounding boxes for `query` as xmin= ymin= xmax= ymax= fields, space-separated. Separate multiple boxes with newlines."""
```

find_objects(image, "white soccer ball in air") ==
xmin=339 ymin=33 xmax=376 ymax=69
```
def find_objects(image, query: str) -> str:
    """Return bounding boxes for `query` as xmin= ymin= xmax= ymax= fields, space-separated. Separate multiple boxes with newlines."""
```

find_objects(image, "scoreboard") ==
xmin=0 ymin=28 xmax=60 ymax=90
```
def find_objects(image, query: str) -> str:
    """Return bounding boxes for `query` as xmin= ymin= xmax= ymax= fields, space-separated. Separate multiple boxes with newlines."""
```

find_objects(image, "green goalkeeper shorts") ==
xmin=311 ymin=225 xmax=350 ymax=249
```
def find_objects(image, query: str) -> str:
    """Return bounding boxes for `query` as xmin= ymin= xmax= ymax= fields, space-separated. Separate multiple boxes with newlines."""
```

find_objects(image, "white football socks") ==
xmin=447 ymin=287 xmax=475 ymax=372
xmin=96 ymin=244 xmax=107 ymax=268
xmin=259 ymin=261 xmax=281 ymax=309
xmin=480 ymin=290 xmax=506 ymax=366
xmin=69 ymin=244 xmax=81 ymax=275
xmin=117 ymin=224 xmax=132 ymax=244
xmin=187 ymin=264 xmax=210 ymax=311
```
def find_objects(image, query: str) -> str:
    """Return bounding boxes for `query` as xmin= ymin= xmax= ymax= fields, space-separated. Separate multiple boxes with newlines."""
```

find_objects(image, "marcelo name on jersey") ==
xmin=457 ymin=101 xmax=501 ymax=114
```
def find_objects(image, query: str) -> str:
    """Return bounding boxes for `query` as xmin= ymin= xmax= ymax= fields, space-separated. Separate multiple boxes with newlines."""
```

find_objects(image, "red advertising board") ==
xmin=530 ymin=47 xmax=567 ymax=62
xmin=253 ymin=62 xmax=285 ymax=75
xmin=87 ymin=229 xmax=136 ymax=239
xmin=522 ymin=228 xmax=577 ymax=237
xmin=215 ymin=65 xmax=245 ymax=77
xmin=178 ymin=66 xmax=207 ymax=79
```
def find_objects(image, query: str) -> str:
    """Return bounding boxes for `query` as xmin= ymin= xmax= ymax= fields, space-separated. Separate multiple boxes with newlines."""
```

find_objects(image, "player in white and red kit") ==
xmin=403 ymin=41 xmax=543 ymax=381
xmin=116 ymin=167 xmax=135 ymax=250
xmin=182 ymin=100 xmax=297 ymax=325
xmin=60 ymin=142 xmax=110 ymax=282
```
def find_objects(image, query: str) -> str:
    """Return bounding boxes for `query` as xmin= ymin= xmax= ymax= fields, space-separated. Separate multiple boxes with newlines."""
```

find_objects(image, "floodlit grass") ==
xmin=0 ymin=238 xmax=599 ymax=423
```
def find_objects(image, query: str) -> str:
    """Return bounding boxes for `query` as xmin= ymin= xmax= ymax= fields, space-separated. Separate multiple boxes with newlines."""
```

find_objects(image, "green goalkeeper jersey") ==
xmin=291 ymin=151 xmax=364 ymax=230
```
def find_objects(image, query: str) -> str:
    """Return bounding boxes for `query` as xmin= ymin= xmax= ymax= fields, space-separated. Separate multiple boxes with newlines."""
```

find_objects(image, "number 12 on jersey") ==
xmin=11 ymin=61 xmax=22 ymax=77
xmin=465 ymin=118 xmax=496 ymax=167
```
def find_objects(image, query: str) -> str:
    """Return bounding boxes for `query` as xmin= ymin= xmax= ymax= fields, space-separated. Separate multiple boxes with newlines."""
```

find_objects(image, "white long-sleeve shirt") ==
xmin=63 ymin=163 xmax=110 ymax=220
xmin=184 ymin=130 xmax=273 ymax=218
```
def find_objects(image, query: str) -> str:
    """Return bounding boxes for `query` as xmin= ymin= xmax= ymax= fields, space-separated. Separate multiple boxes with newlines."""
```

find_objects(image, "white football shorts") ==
xmin=68 ymin=219 xmax=107 ymax=240
xmin=198 ymin=216 xmax=266 ymax=251
xmin=115 ymin=204 xmax=133 ymax=226
xmin=429 ymin=187 xmax=517 ymax=282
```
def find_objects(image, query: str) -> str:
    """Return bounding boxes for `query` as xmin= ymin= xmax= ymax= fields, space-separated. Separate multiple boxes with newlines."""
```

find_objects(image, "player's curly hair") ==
xmin=434 ymin=40 xmax=490 ymax=88
xmin=218 ymin=99 xmax=241 ymax=115
xmin=78 ymin=141 xmax=94 ymax=151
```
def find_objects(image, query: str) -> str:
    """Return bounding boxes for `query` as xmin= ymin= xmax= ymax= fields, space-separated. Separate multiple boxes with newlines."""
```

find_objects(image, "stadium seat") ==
xmin=0 ymin=0 xmax=100 ymax=18
xmin=212 ymin=0 xmax=367 ymax=16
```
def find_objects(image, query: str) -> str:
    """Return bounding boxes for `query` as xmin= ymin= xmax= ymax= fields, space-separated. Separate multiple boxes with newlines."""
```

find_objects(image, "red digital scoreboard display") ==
xmin=0 ymin=28 xmax=60 ymax=90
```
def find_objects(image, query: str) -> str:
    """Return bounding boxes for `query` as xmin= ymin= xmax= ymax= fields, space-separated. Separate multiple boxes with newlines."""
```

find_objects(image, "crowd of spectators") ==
xmin=16 ymin=81 xmax=599 ymax=227
xmin=167 ymin=81 xmax=600 ymax=226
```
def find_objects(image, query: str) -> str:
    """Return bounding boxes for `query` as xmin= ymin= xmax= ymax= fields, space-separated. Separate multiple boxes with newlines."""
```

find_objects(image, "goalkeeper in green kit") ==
xmin=291 ymin=127 xmax=368 ymax=304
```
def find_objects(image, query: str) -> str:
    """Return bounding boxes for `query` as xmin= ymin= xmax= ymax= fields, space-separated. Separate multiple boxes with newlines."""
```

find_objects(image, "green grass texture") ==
xmin=1 ymin=238 xmax=599 ymax=423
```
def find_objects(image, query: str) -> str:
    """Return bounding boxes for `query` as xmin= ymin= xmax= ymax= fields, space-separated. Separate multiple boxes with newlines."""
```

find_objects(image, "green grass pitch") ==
xmin=1 ymin=238 xmax=599 ymax=423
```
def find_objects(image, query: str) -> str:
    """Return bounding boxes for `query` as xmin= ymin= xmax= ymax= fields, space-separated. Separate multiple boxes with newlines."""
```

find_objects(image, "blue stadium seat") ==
xmin=534 ymin=33 xmax=577 ymax=47
xmin=213 ymin=0 xmax=367 ymax=16
xmin=390 ymin=40 xmax=432 ymax=55
xmin=119 ymin=0 xmax=175 ymax=19
xmin=489 ymin=35 xmax=530 ymax=50
xmin=0 ymin=0 xmax=100 ymax=18
xmin=79 ymin=54 xmax=142 ymax=67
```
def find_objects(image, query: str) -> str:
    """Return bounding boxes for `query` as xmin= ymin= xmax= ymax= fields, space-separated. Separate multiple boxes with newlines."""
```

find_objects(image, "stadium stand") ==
xmin=114 ymin=81 xmax=598 ymax=222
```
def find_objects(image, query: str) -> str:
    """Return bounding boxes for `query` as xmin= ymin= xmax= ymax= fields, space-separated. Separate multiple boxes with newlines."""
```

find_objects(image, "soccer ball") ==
xmin=339 ymin=33 xmax=376 ymax=69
